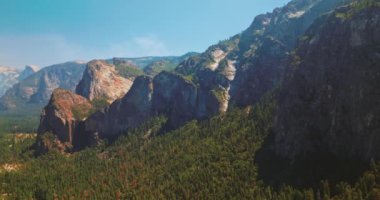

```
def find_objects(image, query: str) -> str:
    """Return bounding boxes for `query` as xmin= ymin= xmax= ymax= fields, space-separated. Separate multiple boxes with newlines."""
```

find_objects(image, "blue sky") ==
xmin=0 ymin=0 xmax=289 ymax=68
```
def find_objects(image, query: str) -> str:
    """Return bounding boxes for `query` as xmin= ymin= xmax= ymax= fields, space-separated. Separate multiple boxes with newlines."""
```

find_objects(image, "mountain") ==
xmin=37 ymin=0 xmax=349 ymax=149
xmin=0 ymin=61 xmax=86 ymax=110
xmin=0 ymin=65 xmax=39 ymax=97
xmin=75 ymin=60 xmax=133 ymax=103
xmin=273 ymin=1 xmax=380 ymax=161
xmin=0 ymin=54 xmax=196 ymax=112
xmin=18 ymin=65 xmax=39 ymax=81
xmin=0 ymin=66 xmax=19 ymax=97
xmin=5 ymin=0 xmax=380 ymax=198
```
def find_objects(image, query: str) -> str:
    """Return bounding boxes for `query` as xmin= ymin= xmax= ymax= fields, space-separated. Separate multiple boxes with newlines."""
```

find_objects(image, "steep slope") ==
xmin=85 ymin=76 xmax=153 ymax=138
xmin=0 ymin=61 xmax=86 ymax=110
xmin=37 ymin=88 xmax=93 ymax=151
xmin=175 ymin=0 xmax=347 ymax=110
xmin=274 ymin=2 xmax=380 ymax=161
xmin=37 ymin=0 xmax=349 ymax=147
xmin=75 ymin=60 xmax=133 ymax=103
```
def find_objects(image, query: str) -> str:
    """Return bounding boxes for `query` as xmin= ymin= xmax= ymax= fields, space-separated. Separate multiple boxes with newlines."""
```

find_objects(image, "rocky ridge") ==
xmin=37 ymin=0 xmax=360 ymax=151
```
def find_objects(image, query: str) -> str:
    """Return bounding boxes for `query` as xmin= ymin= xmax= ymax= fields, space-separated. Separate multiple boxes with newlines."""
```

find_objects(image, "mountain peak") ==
xmin=75 ymin=60 xmax=133 ymax=103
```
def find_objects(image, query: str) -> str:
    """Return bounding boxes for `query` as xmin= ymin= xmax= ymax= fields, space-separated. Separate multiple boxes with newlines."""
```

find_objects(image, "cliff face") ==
xmin=75 ymin=60 xmax=133 ymax=103
xmin=85 ymin=76 xmax=153 ymax=137
xmin=152 ymin=72 xmax=199 ymax=127
xmin=37 ymin=88 xmax=93 ymax=151
xmin=274 ymin=4 xmax=380 ymax=161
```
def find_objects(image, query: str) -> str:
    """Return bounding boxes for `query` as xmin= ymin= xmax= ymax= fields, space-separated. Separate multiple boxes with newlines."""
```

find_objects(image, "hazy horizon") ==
xmin=0 ymin=0 xmax=288 ymax=69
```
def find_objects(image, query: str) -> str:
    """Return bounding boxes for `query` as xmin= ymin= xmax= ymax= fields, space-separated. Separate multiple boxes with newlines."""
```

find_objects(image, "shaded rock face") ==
xmin=152 ymin=72 xmax=199 ymax=127
xmin=274 ymin=6 xmax=380 ymax=161
xmin=38 ymin=88 xmax=93 ymax=150
xmin=231 ymin=0 xmax=347 ymax=107
xmin=85 ymin=76 xmax=153 ymax=137
xmin=0 ymin=61 xmax=86 ymax=110
xmin=76 ymin=60 xmax=133 ymax=103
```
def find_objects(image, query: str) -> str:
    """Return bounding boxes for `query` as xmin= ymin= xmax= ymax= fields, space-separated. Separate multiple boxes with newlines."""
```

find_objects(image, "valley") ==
xmin=0 ymin=0 xmax=379 ymax=199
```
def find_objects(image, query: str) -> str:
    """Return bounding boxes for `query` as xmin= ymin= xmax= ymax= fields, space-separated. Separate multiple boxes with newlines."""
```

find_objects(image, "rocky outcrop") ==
xmin=85 ymin=75 xmax=153 ymax=137
xmin=84 ymin=71 xmax=226 ymax=138
xmin=76 ymin=60 xmax=133 ymax=103
xmin=274 ymin=4 xmax=380 ymax=161
xmin=37 ymin=88 xmax=93 ymax=151
xmin=0 ymin=61 xmax=86 ymax=110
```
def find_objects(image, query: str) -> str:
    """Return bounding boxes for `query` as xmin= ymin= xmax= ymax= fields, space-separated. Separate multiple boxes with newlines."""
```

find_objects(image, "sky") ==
xmin=0 ymin=0 xmax=289 ymax=68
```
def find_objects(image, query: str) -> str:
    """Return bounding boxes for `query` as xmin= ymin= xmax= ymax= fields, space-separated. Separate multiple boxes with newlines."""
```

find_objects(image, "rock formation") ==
xmin=85 ymin=75 xmax=153 ymax=137
xmin=37 ymin=88 xmax=93 ymax=151
xmin=75 ymin=60 xmax=133 ymax=103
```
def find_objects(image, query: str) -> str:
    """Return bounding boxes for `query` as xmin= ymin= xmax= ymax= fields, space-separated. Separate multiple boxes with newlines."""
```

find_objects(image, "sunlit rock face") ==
xmin=75 ymin=60 xmax=133 ymax=103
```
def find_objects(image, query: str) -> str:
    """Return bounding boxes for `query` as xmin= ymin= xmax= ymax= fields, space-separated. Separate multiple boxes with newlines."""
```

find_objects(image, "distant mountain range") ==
xmin=0 ymin=65 xmax=38 ymax=97
xmin=0 ymin=53 xmax=198 ymax=112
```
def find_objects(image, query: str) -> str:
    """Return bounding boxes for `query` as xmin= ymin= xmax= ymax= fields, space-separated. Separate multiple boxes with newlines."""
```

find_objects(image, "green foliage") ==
xmin=211 ymin=88 xmax=226 ymax=102
xmin=115 ymin=63 xmax=145 ymax=78
xmin=90 ymin=97 xmax=110 ymax=112
xmin=0 ymin=134 xmax=35 ymax=164
xmin=335 ymin=0 xmax=380 ymax=20
xmin=72 ymin=104 xmax=92 ymax=120
xmin=143 ymin=60 xmax=178 ymax=76
xmin=0 ymin=108 xmax=41 ymax=136
xmin=1 ymin=97 xmax=380 ymax=199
